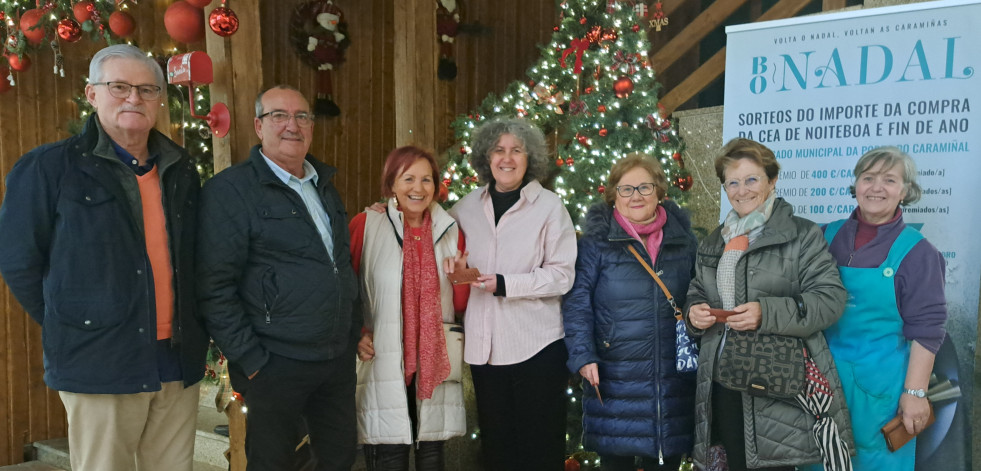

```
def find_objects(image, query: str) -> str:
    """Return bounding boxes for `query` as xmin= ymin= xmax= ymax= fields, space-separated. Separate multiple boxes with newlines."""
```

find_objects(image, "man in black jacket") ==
xmin=197 ymin=85 xmax=360 ymax=470
xmin=0 ymin=44 xmax=207 ymax=471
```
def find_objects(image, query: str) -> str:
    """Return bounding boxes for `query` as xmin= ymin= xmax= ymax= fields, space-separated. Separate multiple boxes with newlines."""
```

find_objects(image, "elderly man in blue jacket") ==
xmin=0 ymin=44 xmax=208 ymax=471
xmin=196 ymin=85 xmax=361 ymax=470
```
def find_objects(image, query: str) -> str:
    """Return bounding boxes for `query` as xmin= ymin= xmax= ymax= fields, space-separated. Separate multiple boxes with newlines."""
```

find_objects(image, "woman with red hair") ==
xmin=348 ymin=146 xmax=469 ymax=471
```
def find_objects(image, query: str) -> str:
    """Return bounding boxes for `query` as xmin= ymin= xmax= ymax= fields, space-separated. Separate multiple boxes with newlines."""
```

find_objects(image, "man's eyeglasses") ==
xmin=616 ymin=183 xmax=656 ymax=198
xmin=257 ymin=111 xmax=315 ymax=128
xmin=92 ymin=81 xmax=162 ymax=101
xmin=724 ymin=175 xmax=764 ymax=193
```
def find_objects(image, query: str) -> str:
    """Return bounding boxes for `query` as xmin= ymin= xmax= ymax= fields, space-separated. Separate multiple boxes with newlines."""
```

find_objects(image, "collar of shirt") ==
xmin=260 ymin=150 xmax=318 ymax=187
xmin=111 ymin=140 xmax=157 ymax=176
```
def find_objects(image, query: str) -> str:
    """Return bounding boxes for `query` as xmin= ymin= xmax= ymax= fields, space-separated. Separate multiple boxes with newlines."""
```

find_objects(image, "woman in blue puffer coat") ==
xmin=563 ymin=153 xmax=698 ymax=471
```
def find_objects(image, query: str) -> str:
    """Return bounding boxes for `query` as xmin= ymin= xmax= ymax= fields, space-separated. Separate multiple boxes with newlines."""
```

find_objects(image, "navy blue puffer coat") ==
xmin=563 ymin=200 xmax=698 ymax=460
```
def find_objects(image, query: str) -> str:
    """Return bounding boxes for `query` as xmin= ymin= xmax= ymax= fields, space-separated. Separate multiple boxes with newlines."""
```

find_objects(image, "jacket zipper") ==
xmin=651 ymin=245 xmax=664 ymax=466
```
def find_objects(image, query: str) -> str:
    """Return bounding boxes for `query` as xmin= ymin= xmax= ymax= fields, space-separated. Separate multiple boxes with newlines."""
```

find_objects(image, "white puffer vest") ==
xmin=355 ymin=199 xmax=466 ymax=444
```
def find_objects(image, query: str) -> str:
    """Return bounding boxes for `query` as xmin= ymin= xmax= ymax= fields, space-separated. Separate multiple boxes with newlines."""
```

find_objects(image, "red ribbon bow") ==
xmin=560 ymin=38 xmax=590 ymax=74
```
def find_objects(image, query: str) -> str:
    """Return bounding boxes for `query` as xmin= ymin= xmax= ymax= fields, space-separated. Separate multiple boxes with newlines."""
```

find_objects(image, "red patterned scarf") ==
xmin=401 ymin=211 xmax=450 ymax=399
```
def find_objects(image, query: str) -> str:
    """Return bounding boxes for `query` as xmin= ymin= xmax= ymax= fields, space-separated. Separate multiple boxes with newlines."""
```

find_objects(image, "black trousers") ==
xmin=470 ymin=340 xmax=569 ymax=471
xmin=229 ymin=353 xmax=357 ymax=471
xmin=711 ymin=383 xmax=793 ymax=471
xmin=600 ymin=453 xmax=682 ymax=471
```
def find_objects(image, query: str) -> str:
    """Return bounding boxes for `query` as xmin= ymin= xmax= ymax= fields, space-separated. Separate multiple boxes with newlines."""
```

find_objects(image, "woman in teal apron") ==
xmin=808 ymin=147 xmax=948 ymax=471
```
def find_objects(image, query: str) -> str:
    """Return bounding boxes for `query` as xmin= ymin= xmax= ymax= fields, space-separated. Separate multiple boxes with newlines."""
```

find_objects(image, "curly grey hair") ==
xmin=469 ymin=118 xmax=550 ymax=187
xmin=89 ymin=44 xmax=165 ymax=89
xmin=848 ymin=146 xmax=922 ymax=205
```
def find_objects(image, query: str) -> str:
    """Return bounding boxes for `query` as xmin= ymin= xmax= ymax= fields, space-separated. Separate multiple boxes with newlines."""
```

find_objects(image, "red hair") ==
xmin=380 ymin=146 xmax=440 ymax=198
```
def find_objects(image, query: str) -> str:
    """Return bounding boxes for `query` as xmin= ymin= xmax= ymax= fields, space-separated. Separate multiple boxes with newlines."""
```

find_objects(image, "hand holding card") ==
xmin=447 ymin=268 xmax=481 ymax=285
xmin=708 ymin=308 xmax=737 ymax=321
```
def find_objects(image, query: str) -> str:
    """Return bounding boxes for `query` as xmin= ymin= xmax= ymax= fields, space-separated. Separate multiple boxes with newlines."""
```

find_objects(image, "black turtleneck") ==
xmin=489 ymin=181 xmax=528 ymax=225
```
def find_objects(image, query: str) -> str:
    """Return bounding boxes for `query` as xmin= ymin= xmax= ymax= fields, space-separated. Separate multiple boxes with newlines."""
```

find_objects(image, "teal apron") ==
xmin=817 ymin=219 xmax=923 ymax=471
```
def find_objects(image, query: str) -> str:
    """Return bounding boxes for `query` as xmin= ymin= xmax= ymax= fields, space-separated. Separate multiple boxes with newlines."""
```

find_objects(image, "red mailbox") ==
xmin=166 ymin=52 xmax=229 ymax=138
xmin=167 ymin=51 xmax=213 ymax=86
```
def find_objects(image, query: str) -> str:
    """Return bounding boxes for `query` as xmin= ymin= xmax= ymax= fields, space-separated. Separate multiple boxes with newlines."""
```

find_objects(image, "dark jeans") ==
xmin=470 ymin=340 xmax=569 ymax=471
xmin=712 ymin=382 xmax=793 ymax=471
xmin=600 ymin=453 xmax=682 ymax=471
xmin=229 ymin=353 xmax=357 ymax=471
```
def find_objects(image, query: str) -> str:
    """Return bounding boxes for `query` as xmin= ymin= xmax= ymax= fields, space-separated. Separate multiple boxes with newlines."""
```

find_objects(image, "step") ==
xmin=31 ymin=437 xmax=224 ymax=471
xmin=0 ymin=462 xmax=65 ymax=470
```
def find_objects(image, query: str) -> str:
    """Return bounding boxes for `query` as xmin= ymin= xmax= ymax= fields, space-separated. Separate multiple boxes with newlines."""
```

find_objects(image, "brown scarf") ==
xmin=401 ymin=210 xmax=450 ymax=399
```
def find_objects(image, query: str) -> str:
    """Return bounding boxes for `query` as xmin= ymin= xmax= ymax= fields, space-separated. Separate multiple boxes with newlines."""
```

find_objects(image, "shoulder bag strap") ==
xmin=627 ymin=245 xmax=682 ymax=320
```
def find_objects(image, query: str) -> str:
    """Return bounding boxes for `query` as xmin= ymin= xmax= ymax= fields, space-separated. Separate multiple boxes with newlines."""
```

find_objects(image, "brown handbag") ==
xmin=881 ymin=404 xmax=935 ymax=452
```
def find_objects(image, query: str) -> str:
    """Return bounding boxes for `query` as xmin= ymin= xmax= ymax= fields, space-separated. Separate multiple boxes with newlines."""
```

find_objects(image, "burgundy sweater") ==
xmin=824 ymin=208 xmax=947 ymax=354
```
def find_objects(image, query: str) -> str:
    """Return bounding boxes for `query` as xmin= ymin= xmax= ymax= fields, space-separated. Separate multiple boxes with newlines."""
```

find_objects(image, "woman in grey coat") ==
xmin=684 ymin=138 xmax=854 ymax=470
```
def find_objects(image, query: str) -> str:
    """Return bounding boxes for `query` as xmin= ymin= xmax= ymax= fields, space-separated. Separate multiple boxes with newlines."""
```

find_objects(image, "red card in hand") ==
xmin=447 ymin=268 xmax=481 ymax=285
xmin=708 ymin=308 xmax=737 ymax=320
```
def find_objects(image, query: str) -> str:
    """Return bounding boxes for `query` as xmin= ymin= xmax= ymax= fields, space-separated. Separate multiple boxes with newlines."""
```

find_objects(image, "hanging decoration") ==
xmin=208 ymin=0 xmax=239 ymax=37
xmin=165 ymin=1 xmax=206 ymax=43
xmin=436 ymin=0 xmax=459 ymax=80
xmin=613 ymin=75 xmax=633 ymax=98
xmin=8 ymin=53 xmax=31 ymax=72
xmin=649 ymin=1 xmax=668 ymax=31
xmin=56 ymin=18 xmax=83 ymax=42
xmin=2 ymin=0 xmax=125 ymax=87
xmin=288 ymin=0 xmax=350 ymax=117
xmin=109 ymin=9 xmax=136 ymax=37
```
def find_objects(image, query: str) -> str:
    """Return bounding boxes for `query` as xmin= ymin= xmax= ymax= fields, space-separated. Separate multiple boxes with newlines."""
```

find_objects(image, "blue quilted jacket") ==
xmin=563 ymin=201 xmax=698 ymax=460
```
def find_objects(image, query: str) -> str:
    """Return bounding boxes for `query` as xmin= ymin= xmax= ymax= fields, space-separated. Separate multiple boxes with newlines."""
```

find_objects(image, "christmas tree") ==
xmin=443 ymin=0 xmax=690 ymax=227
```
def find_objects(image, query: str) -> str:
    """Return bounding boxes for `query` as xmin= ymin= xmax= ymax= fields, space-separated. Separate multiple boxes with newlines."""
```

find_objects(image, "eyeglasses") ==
xmin=257 ymin=111 xmax=315 ymax=128
xmin=724 ymin=175 xmax=764 ymax=192
xmin=616 ymin=182 xmax=656 ymax=198
xmin=93 ymin=81 xmax=162 ymax=101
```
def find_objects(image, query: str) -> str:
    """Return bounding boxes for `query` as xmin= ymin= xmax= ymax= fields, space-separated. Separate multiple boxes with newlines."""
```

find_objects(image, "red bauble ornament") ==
xmin=8 ymin=54 xmax=31 ymax=72
xmin=674 ymin=175 xmax=693 ymax=191
xmin=672 ymin=152 xmax=682 ymax=162
xmin=185 ymin=0 xmax=213 ymax=7
xmin=632 ymin=24 xmax=640 ymax=32
xmin=165 ymin=1 xmax=206 ymax=43
xmin=109 ymin=11 xmax=136 ymax=38
xmin=553 ymin=26 xmax=559 ymax=32
xmin=565 ymin=457 xmax=581 ymax=471
xmin=579 ymin=17 xmax=587 ymax=25
xmin=57 ymin=18 xmax=83 ymax=42
xmin=576 ymin=134 xmax=589 ymax=147
xmin=613 ymin=76 xmax=634 ymax=98
xmin=0 ymin=12 xmax=5 ymax=22
xmin=565 ymin=158 xmax=574 ymax=167
xmin=597 ymin=104 xmax=607 ymax=113
xmin=459 ymin=146 xmax=467 ymax=154
xmin=584 ymin=86 xmax=593 ymax=94
xmin=209 ymin=6 xmax=239 ymax=37
xmin=555 ymin=158 xmax=564 ymax=167
xmin=73 ymin=1 xmax=95 ymax=22
xmin=20 ymin=9 xmax=47 ymax=46
xmin=599 ymin=128 xmax=608 ymax=137
xmin=598 ymin=185 xmax=605 ymax=194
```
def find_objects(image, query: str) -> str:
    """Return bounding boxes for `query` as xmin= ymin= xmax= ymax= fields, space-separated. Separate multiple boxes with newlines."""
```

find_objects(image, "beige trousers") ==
xmin=59 ymin=381 xmax=200 ymax=471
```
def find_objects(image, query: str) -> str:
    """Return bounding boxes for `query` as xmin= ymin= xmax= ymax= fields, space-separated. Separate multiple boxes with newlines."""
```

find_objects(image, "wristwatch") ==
xmin=903 ymin=388 xmax=927 ymax=398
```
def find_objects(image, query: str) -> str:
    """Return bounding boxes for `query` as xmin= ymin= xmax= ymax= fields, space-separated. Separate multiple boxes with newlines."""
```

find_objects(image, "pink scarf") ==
xmin=401 ymin=211 xmax=450 ymax=400
xmin=614 ymin=205 xmax=667 ymax=262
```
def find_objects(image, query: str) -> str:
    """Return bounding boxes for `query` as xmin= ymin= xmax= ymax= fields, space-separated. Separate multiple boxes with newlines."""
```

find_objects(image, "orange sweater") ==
xmin=137 ymin=167 xmax=175 ymax=340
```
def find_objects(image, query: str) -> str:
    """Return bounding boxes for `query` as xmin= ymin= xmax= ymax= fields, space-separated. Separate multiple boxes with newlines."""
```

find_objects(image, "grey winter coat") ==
xmin=683 ymin=198 xmax=854 ymax=469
